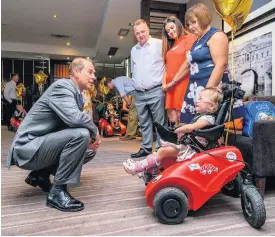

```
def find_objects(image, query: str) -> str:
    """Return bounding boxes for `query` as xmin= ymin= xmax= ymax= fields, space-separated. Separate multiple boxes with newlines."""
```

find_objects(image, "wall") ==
xmin=187 ymin=0 xmax=222 ymax=29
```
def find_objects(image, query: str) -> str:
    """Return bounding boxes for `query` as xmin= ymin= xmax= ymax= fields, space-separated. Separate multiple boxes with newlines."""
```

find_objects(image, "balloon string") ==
xmin=225 ymin=30 xmax=235 ymax=145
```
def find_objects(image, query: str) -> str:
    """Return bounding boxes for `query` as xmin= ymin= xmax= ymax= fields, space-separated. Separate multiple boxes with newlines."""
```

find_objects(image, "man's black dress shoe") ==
xmin=47 ymin=190 xmax=84 ymax=212
xmin=131 ymin=148 xmax=151 ymax=158
xmin=25 ymin=172 xmax=52 ymax=192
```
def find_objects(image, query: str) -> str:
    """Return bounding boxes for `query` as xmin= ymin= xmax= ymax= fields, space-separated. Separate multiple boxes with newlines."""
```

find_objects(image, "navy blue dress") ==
xmin=180 ymin=28 xmax=230 ymax=123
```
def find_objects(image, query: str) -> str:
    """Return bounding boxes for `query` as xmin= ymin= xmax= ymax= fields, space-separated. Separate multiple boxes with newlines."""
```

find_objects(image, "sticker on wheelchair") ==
xmin=152 ymin=174 xmax=162 ymax=183
xmin=200 ymin=164 xmax=218 ymax=175
xmin=188 ymin=163 xmax=201 ymax=171
xmin=226 ymin=152 xmax=237 ymax=162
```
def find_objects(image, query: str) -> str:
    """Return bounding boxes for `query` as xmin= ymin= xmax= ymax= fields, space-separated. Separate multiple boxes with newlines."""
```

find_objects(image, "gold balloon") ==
xmin=98 ymin=77 xmax=110 ymax=95
xmin=34 ymin=71 xmax=48 ymax=85
xmin=212 ymin=0 xmax=253 ymax=32
xmin=89 ymin=84 xmax=97 ymax=99
xmin=16 ymin=83 xmax=26 ymax=98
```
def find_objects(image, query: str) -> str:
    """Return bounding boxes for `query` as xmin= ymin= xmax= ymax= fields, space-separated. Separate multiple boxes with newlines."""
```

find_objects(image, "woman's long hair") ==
xmin=161 ymin=16 xmax=187 ymax=59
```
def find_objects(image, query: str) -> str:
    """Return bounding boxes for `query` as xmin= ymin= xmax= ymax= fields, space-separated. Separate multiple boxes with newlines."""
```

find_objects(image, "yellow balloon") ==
xmin=212 ymin=0 xmax=253 ymax=32
xmin=34 ymin=71 xmax=48 ymax=85
xmin=89 ymin=84 xmax=97 ymax=99
xmin=16 ymin=83 xmax=26 ymax=98
xmin=99 ymin=77 xmax=110 ymax=95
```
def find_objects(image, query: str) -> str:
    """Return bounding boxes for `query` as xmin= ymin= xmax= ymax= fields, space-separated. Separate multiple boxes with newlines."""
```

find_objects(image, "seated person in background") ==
xmin=105 ymin=103 xmax=119 ymax=128
xmin=123 ymin=88 xmax=223 ymax=174
xmin=14 ymin=104 xmax=27 ymax=121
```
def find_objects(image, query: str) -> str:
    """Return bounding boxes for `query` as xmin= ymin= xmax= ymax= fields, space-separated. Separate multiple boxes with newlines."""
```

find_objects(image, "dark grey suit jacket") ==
xmin=6 ymin=79 xmax=98 ymax=168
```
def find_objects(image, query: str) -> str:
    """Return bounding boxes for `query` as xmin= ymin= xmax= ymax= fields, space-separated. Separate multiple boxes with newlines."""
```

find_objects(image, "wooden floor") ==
xmin=1 ymin=126 xmax=275 ymax=236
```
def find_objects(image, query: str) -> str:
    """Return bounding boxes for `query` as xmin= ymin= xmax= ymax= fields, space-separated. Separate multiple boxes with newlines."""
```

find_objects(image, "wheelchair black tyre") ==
xmin=241 ymin=187 xmax=266 ymax=228
xmin=153 ymin=187 xmax=188 ymax=224
xmin=221 ymin=174 xmax=243 ymax=198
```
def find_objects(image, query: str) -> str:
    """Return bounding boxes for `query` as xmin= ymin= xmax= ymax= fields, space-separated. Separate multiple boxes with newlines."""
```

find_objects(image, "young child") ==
xmin=105 ymin=103 xmax=119 ymax=128
xmin=14 ymin=104 xmax=27 ymax=121
xmin=123 ymin=87 xmax=223 ymax=175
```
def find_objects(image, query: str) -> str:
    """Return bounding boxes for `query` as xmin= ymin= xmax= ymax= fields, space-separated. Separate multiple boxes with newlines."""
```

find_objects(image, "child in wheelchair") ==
xmin=105 ymin=103 xmax=120 ymax=128
xmin=123 ymin=87 xmax=223 ymax=175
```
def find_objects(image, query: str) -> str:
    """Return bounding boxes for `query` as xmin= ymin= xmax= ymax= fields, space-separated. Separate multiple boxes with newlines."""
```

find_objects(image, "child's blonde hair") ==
xmin=201 ymin=87 xmax=223 ymax=111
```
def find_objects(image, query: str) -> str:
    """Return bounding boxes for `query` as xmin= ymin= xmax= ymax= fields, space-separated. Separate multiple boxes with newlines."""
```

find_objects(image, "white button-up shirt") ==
xmin=4 ymin=80 xmax=18 ymax=103
xmin=131 ymin=37 xmax=165 ymax=91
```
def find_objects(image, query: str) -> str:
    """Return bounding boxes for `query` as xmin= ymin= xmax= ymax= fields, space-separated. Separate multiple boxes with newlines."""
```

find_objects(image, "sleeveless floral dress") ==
xmin=180 ymin=27 xmax=230 ymax=123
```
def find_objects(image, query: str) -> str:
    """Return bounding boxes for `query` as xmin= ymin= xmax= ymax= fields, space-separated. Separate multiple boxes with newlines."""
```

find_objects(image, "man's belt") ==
xmin=136 ymin=84 xmax=162 ymax=93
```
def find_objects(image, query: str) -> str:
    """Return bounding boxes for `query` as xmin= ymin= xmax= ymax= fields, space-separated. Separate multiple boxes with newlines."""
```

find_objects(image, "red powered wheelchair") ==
xmin=142 ymin=82 xmax=266 ymax=228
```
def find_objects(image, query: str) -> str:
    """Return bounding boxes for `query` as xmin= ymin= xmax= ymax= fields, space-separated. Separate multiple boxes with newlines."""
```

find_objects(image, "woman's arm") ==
xmin=161 ymin=71 xmax=167 ymax=91
xmin=207 ymin=32 xmax=229 ymax=87
xmin=165 ymin=61 xmax=190 ymax=90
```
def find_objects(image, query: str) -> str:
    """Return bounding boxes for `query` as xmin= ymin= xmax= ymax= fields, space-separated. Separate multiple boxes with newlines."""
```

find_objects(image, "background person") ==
xmin=4 ymin=73 xmax=20 ymax=129
xmin=104 ymin=76 xmax=138 ymax=140
xmin=13 ymin=103 xmax=27 ymax=121
xmin=6 ymin=57 xmax=101 ymax=212
xmin=170 ymin=3 xmax=229 ymax=124
xmin=130 ymin=19 xmax=167 ymax=158
xmin=161 ymin=16 xmax=197 ymax=129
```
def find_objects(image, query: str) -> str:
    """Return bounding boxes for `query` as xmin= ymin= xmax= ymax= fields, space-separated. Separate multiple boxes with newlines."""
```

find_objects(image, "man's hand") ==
xmin=127 ymin=103 xmax=135 ymax=110
xmin=88 ymin=135 xmax=101 ymax=150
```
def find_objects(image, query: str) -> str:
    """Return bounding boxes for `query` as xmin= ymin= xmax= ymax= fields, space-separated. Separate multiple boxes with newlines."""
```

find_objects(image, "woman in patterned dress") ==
xmin=167 ymin=3 xmax=229 ymax=123
xmin=161 ymin=16 xmax=197 ymax=128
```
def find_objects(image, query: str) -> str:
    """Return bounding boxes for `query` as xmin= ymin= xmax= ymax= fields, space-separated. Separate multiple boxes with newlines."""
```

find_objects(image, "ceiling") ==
xmin=1 ymin=0 xmax=189 ymax=64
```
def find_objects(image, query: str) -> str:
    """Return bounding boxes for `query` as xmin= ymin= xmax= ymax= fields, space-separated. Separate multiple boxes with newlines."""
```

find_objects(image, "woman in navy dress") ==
xmin=166 ymin=3 xmax=230 ymax=123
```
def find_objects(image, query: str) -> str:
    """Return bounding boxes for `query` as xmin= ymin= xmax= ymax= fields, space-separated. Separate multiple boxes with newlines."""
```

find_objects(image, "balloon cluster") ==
xmin=212 ymin=0 xmax=253 ymax=33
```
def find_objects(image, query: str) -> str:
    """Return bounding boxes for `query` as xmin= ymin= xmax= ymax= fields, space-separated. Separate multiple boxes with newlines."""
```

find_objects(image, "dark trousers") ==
xmin=18 ymin=128 xmax=96 ymax=185
xmin=5 ymin=99 xmax=18 ymax=126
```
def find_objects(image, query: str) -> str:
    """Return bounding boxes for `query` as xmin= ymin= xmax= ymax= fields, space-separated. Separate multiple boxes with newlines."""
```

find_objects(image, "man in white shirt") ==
xmin=130 ymin=19 xmax=167 ymax=158
xmin=4 ymin=73 xmax=20 ymax=129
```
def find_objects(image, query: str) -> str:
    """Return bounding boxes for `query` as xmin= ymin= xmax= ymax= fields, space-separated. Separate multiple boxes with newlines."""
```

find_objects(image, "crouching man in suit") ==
xmin=6 ymin=57 xmax=101 ymax=212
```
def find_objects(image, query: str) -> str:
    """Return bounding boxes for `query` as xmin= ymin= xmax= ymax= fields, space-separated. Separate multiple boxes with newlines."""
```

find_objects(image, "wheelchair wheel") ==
xmin=221 ymin=174 xmax=243 ymax=198
xmin=153 ymin=187 xmax=188 ymax=224
xmin=241 ymin=187 xmax=266 ymax=228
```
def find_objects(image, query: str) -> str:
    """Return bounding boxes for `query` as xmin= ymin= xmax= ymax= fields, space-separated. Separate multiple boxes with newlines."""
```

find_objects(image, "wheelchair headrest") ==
xmin=214 ymin=81 xmax=245 ymax=125
xmin=214 ymin=101 xmax=230 ymax=125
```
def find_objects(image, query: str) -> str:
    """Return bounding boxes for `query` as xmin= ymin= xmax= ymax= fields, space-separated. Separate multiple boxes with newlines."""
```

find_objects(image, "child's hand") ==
xmin=175 ymin=127 xmax=184 ymax=139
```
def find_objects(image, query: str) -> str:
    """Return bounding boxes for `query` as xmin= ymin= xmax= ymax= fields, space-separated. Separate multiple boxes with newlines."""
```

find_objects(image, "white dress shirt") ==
xmin=131 ymin=37 xmax=165 ymax=91
xmin=4 ymin=80 xmax=18 ymax=103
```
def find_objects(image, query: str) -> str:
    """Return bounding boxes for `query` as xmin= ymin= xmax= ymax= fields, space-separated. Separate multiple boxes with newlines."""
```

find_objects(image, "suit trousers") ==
xmin=19 ymin=128 xmax=96 ymax=185
xmin=134 ymin=86 xmax=167 ymax=152
xmin=125 ymin=96 xmax=138 ymax=137
xmin=6 ymin=99 xmax=18 ymax=126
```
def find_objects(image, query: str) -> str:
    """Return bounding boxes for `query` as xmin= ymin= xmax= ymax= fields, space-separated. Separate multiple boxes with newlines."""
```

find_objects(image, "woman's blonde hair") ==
xmin=161 ymin=16 xmax=188 ymax=59
xmin=185 ymin=3 xmax=212 ymax=31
